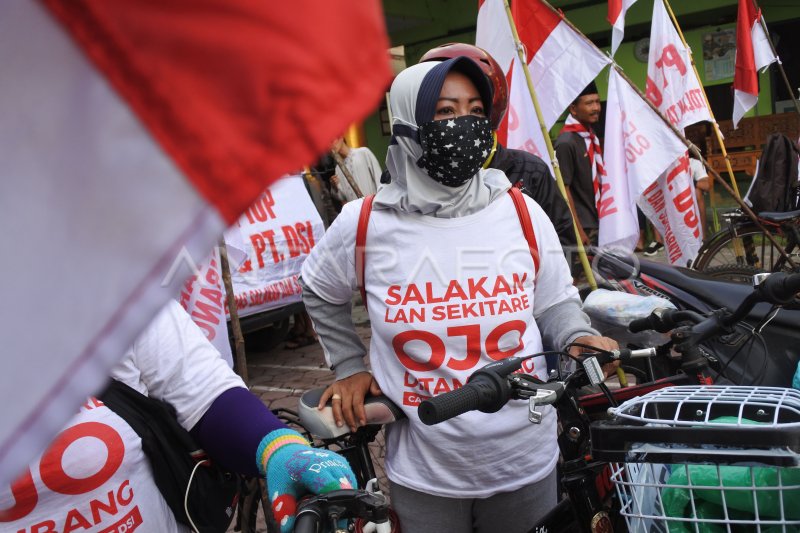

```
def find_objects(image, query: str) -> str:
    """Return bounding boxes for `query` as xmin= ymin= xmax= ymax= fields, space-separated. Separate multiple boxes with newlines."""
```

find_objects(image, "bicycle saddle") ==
xmin=758 ymin=209 xmax=800 ymax=222
xmin=298 ymin=388 xmax=405 ymax=439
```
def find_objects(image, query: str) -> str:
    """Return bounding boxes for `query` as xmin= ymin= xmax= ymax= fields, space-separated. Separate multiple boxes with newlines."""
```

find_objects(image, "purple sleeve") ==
xmin=190 ymin=386 xmax=286 ymax=477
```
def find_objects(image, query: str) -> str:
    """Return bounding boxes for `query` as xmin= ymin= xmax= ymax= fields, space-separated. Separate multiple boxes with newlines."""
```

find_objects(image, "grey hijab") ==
xmin=373 ymin=59 xmax=510 ymax=218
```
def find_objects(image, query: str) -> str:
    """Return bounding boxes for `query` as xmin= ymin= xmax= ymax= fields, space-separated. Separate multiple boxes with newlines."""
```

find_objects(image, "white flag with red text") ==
xmin=608 ymin=0 xmax=638 ymax=57
xmin=733 ymin=0 xmax=777 ymax=128
xmin=476 ymin=0 xmax=610 ymax=164
xmin=646 ymin=0 xmax=713 ymax=130
xmin=0 ymin=0 xmax=390 ymax=486
xmin=178 ymin=247 xmax=234 ymax=367
xmin=638 ymin=154 xmax=704 ymax=265
xmin=600 ymin=70 xmax=687 ymax=251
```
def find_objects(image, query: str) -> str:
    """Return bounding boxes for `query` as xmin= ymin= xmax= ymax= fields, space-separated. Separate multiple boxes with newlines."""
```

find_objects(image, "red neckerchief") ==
xmin=561 ymin=115 xmax=604 ymax=208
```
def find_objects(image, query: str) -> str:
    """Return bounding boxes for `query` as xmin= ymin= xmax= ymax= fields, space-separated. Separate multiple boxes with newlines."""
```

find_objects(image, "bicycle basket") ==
xmin=591 ymin=386 xmax=800 ymax=532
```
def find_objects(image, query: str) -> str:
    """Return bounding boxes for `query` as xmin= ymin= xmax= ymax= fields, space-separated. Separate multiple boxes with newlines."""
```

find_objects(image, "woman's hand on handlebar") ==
xmin=318 ymin=372 xmax=383 ymax=432
xmin=570 ymin=335 xmax=621 ymax=377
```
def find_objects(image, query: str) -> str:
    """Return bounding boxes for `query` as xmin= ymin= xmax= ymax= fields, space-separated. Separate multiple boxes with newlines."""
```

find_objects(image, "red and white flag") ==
xmin=608 ymin=0 xmax=638 ymax=57
xmin=0 ymin=0 xmax=390 ymax=486
xmin=476 ymin=0 xmax=610 ymax=164
xmin=646 ymin=0 xmax=713 ymax=130
xmin=600 ymin=70 xmax=686 ymax=251
xmin=733 ymin=0 xmax=777 ymax=128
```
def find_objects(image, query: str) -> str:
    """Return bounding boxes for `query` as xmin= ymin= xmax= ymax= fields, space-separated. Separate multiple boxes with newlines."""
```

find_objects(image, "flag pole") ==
xmin=662 ymin=0 xmax=742 ymax=203
xmin=219 ymin=238 xmax=249 ymax=384
xmin=749 ymin=0 xmax=800 ymax=118
xmin=331 ymin=149 xmax=365 ymax=198
xmin=540 ymin=0 xmax=797 ymax=269
xmin=501 ymin=0 xmax=598 ymax=291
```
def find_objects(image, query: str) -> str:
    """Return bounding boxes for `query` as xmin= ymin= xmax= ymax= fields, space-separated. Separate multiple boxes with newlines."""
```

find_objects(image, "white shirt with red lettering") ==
xmin=302 ymin=194 xmax=578 ymax=498
xmin=0 ymin=300 xmax=244 ymax=533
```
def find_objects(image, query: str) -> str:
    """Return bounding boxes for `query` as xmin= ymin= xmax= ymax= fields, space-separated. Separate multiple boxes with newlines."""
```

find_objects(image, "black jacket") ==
xmin=489 ymin=144 xmax=576 ymax=246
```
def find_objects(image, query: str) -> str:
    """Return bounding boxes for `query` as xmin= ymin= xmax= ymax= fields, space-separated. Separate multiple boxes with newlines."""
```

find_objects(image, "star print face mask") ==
xmin=417 ymin=115 xmax=493 ymax=187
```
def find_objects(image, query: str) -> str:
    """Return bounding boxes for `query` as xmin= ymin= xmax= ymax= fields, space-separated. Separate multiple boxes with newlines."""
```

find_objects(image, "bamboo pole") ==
xmin=750 ymin=0 xmax=800 ymax=118
xmin=219 ymin=238 xmax=248 ymax=384
xmin=331 ymin=149 xmax=364 ymax=198
xmin=662 ymin=0 xmax=742 ymax=201
xmin=502 ymin=0 xmax=598 ymax=291
xmin=540 ymin=0 xmax=796 ymax=269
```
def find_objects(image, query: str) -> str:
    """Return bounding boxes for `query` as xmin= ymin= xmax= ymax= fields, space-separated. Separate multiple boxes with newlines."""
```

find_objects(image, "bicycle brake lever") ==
xmin=507 ymin=378 xmax=564 ymax=424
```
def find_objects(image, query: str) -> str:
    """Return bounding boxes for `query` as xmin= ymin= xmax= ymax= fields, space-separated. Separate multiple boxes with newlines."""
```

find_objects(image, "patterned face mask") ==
xmin=417 ymin=115 xmax=493 ymax=187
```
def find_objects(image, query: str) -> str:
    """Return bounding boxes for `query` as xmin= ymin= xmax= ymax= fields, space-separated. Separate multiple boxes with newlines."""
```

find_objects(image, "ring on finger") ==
xmin=331 ymin=393 xmax=342 ymax=401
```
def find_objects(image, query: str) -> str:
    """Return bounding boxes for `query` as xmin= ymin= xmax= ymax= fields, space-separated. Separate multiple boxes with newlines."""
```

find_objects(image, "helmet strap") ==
xmin=482 ymin=131 xmax=498 ymax=169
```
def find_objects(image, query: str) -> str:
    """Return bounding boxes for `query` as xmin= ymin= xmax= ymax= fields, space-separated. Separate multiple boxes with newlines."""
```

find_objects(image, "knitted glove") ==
xmin=257 ymin=428 xmax=357 ymax=533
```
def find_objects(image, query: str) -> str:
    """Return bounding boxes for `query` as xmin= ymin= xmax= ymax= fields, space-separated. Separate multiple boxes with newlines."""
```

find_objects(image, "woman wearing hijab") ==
xmin=299 ymin=57 xmax=617 ymax=532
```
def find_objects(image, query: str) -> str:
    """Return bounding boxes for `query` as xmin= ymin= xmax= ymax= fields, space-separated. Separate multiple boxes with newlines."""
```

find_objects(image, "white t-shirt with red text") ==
xmin=0 ymin=300 xmax=244 ymax=533
xmin=302 ymin=194 xmax=578 ymax=498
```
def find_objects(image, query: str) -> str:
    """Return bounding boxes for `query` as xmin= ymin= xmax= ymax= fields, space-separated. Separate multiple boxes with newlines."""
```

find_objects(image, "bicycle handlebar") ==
xmin=293 ymin=489 xmax=390 ymax=533
xmin=418 ymin=356 xmax=525 ymax=425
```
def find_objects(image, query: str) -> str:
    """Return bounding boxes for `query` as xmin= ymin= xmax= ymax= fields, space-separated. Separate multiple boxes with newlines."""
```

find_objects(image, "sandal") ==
xmin=285 ymin=334 xmax=317 ymax=350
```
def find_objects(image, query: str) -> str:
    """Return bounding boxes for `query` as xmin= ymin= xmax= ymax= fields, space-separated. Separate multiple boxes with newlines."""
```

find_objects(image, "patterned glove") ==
xmin=257 ymin=428 xmax=357 ymax=533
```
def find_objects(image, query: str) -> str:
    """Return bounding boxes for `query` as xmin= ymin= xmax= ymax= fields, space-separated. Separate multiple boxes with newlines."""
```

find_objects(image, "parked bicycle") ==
xmin=240 ymin=272 xmax=800 ymax=532
xmin=419 ymin=271 xmax=800 ymax=532
xmin=691 ymin=208 xmax=800 ymax=281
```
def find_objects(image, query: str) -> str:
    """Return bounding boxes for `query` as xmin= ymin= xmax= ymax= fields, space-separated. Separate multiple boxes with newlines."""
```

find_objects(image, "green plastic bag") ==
xmin=658 ymin=417 xmax=800 ymax=532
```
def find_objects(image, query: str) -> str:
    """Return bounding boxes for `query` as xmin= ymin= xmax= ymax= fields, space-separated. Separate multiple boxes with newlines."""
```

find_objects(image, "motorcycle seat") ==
xmin=758 ymin=210 xmax=800 ymax=223
xmin=637 ymin=259 xmax=751 ymax=310
xmin=637 ymin=259 xmax=799 ymax=326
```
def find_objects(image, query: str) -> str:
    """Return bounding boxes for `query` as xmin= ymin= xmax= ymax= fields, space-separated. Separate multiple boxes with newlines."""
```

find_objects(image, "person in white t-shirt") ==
xmin=300 ymin=57 xmax=618 ymax=533
xmin=689 ymin=153 xmax=710 ymax=239
xmin=0 ymin=300 xmax=355 ymax=533
xmin=330 ymin=136 xmax=383 ymax=202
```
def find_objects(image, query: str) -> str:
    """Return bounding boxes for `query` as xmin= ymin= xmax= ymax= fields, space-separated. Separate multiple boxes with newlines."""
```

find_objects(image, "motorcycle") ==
xmin=585 ymin=250 xmax=800 ymax=388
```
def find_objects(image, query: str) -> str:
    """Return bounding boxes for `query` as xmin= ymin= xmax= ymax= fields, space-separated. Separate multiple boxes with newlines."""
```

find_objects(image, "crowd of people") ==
xmin=4 ymin=41 xmax=729 ymax=533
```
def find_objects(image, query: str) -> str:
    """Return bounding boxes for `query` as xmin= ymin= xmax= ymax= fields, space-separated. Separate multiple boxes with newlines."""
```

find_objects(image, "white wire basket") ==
xmin=591 ymin=386 xmax=800 ymax=532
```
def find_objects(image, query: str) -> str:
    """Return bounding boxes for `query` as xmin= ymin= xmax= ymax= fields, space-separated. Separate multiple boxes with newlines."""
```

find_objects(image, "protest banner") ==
xmin=227 ymin=175 xmax=326 ymax=318
xmin=639 ymin=0 xmax=710 ymax=263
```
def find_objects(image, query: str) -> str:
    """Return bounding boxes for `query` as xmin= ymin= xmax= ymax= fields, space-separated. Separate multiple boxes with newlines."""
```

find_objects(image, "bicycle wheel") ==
xmin=693 ymin=223 xmax=790 ymax=272
xmin=700 ymin=263 xmax=766 ymax=284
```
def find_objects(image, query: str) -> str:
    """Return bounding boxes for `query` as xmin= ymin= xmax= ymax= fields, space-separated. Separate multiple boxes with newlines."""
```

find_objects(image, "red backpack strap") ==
xmin=355 ymin=195 xmax=375 ymax=309
xmin=507 ymin=187 xmax=540 ymax=276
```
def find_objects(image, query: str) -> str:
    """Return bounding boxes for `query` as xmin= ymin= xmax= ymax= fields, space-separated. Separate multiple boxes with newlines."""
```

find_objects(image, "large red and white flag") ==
xmin=646 ymin=0 xmax=713 ymax=130
xmin=476 ymin=0 xmax=610 ymax=164
xmin=0 ymin=0 xmax=390 ymax=486
xmin=733 ymin=0 xmax=777 ymax=128
xmin=608 ymin=0 xmax=638 ymax=57
xmin=600 ymin=69 xmax=687 ymax=251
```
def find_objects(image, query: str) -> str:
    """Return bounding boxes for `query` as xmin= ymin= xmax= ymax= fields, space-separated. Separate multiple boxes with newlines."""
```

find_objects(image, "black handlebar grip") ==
xmin=293 ymin=511 xmax=321 ymax=533
xmin=418 ymin=381 xmax=486 ymax=426
xmin=761 ymin=272 xmax=800 ymax=304
xmin=628 ymin=316 xmax=655 ymax=333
